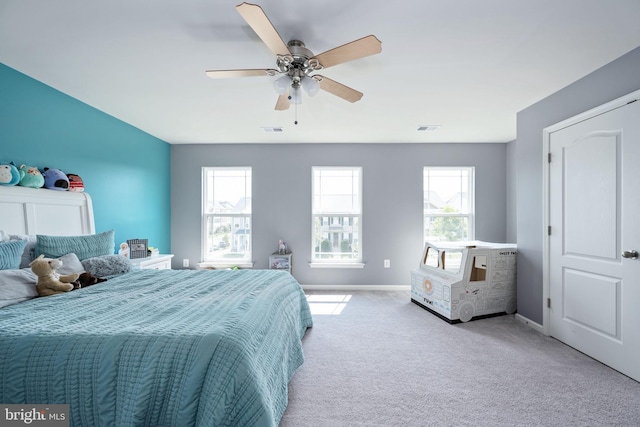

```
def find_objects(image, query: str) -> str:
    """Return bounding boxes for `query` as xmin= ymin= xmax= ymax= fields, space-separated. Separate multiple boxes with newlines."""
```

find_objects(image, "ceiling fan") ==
xmin=205 ymin=2 xmax=382 ymax=114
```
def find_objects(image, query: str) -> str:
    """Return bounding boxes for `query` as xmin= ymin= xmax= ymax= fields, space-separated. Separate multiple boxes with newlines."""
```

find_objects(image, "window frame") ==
xmin=310 ymin=166 xmax=364 ymax=268
xmin=423 ymin=167 xmax=475 ymax=244
xmin=201 ymin=167 xmax=253 ymax=268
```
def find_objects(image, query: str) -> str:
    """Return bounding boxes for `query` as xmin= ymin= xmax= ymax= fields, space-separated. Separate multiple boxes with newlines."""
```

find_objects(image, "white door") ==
xmin=548 ymin=98 xmax=640 ymax=381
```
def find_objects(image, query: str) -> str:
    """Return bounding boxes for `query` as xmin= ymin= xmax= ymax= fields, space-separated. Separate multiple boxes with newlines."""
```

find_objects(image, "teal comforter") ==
xmin=0 ymin=269 xmax=312 ymax=426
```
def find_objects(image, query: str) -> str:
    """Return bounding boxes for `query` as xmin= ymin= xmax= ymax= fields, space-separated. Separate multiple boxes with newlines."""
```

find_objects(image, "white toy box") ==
xmin=410 ymin=241 xmax=517 ymax=323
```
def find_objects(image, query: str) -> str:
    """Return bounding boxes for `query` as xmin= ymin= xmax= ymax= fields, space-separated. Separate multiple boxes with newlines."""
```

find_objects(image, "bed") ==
xmin=0 ymin=186 xmax=313 ymax=426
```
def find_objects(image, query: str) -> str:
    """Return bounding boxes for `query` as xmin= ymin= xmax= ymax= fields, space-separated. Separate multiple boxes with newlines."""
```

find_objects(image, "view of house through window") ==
xmin=312 ymin=167 xmax=362 ymax=263
xmin=202 ymin=167 xmax=252 ymax=264
xmin=423 ymin=167 xmax=474 ymax=244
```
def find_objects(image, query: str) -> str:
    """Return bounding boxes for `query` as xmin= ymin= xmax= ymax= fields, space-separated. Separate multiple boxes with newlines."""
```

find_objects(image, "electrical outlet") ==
xmin=384 ymin=259 xmax=390 ymax=268
xmin=183 ymin=259 xmax=189 ymax=268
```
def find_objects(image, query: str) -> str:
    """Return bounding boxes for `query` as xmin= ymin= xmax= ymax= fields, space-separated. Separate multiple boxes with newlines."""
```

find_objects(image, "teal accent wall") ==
xmin=0 ymin=63 xmax=170 ymax=254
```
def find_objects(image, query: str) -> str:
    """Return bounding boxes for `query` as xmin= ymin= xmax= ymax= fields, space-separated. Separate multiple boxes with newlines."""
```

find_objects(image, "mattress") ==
xmin=0 ymin=268 xmax=312 ymax=427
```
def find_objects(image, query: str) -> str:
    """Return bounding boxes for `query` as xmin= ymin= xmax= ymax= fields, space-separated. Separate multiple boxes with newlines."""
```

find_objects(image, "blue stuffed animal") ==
xmin=0 ymin=163 xmax=20 ymax=186
xmin=18 ymin=164 xmax=45 ymax=188
xmin=42 ymin=168 xmax=69 ymax=191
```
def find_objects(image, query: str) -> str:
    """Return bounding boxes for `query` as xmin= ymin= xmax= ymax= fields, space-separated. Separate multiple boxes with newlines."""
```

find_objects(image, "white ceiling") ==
xmin=1 ymin=0 xmax=640 ymax=144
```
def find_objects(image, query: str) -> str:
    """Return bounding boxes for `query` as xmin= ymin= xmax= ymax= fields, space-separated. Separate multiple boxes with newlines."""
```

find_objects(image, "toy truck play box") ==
xmin=411 ymin=241 xmax=517 ymax=323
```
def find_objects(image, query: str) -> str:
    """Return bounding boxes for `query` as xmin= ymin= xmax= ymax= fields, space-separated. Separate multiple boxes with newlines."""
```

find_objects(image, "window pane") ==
xmin=204 ymin=168 xmax=252 ymax=214
xmin=313 ymin=168 xmax=361 ymax=214
xmin=423 ymin=168 xmax=470 ymax=214
xmin=312 ymin=215 xmax=360 ymax=261
xmin=424 ymin=215 xmax=470 ymax=242
xmin=423 ymin=247 xmax=440 ymax=268
xmin=205 ymin=215 xmax=251 ymax=259
xmin=442 ymin=249 xmax=464 ymax=273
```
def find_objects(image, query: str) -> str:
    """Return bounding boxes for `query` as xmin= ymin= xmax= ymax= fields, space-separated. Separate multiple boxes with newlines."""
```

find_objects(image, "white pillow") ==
xmin=0 ymin=253 xmax=83 ymax=309
xmin=0 ymin=268 xmax=38 ymax=308
xmin=56 ymin=253 xmax=85 ymax=276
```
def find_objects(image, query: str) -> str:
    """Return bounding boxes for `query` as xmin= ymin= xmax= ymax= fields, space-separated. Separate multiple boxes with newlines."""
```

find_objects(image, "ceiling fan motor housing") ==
xmin=276 ymin=40 xmax=322 ymax=83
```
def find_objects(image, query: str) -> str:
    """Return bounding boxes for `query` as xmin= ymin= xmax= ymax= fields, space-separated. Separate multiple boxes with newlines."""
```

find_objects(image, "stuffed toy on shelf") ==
xmin=0 ymin=163 xmax=20 ymax=186
xmin=17 ymin=164 xmax=45 ymax=188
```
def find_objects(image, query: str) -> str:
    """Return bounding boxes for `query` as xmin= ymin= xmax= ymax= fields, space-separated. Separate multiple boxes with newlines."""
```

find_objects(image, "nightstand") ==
xmin=269 ymin=252 xmax=292 ymax=274
xmin=130 ymin=254 xmax=174 ymax=270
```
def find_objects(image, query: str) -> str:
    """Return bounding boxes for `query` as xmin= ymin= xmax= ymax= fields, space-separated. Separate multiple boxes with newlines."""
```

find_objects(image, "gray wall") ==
xmin=515 ymin=46 xmax=640 ymax=324
xmin=171 ymin=143 xmax=508 ymax=286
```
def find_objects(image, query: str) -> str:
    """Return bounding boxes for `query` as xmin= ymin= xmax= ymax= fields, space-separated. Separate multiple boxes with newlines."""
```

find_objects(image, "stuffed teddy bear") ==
xmin=18 ymin=164 xmax=45 ymax=188
xmin=30 ymin=254 xmax=80 ymax=296
xmin=72 ymin=272 xmax=107 ymax=289
xmin=0 ymin=163 xmax=20 ymax=186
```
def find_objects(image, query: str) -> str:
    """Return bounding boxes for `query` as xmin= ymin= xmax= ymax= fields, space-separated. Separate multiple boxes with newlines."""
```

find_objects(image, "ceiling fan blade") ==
xmin=316 ymin=76 xmax=363 ymax=103
xmin=205 ymin=69 xmax=278 ymax=78
xmin=275 ymin=94 xmax=290 ymax=110
xmin=236 ymin=2 xmax=291 ymax=56
xmin=313 ymin=35 xmax=382 ymax=69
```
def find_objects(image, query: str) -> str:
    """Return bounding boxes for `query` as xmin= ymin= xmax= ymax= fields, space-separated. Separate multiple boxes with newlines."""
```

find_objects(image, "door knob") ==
xmin=622 ymin=250 xmax=639 ymax=260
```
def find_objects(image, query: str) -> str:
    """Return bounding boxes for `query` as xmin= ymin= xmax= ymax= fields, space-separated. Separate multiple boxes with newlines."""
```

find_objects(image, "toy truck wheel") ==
xmin=458 ymin=302 xmax=474 ymax=322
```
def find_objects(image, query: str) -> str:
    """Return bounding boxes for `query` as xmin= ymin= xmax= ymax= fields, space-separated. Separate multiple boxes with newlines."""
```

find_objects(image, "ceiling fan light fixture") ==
xmin=301 ymin=77 xmax=320 ymax=97
xmin=289 ymin=86 xmax=302 ymax=105
xmin=273 ymin=75 xmax=291 ymax=95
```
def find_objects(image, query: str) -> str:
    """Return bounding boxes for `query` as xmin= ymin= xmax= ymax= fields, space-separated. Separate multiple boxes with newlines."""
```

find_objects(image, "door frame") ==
xmin=542 ymin=88 xmax=640 ymax=336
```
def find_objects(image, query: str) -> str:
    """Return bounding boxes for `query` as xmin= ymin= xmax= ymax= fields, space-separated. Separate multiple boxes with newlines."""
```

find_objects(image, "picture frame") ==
xmin=127 ymin=239 xmax=148 ymax=259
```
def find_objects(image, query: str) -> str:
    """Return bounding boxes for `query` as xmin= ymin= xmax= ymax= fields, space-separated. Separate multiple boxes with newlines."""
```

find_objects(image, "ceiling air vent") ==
xmin=417 ymin=125 xmax=442 ymax=131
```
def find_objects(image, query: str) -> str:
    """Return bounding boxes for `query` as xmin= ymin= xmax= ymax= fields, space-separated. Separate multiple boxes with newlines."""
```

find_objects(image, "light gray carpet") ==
xmin=280 ymin=290 xmax=640 ymax=427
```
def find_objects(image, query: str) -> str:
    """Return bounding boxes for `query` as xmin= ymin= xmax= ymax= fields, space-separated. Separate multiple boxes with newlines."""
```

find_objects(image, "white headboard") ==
xmin=0 ymin=186 xmax=95 ymax=236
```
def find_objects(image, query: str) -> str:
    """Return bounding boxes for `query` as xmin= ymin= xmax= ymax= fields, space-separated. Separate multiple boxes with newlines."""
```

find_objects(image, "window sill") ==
xmin=197 ymin=261 xmax=255 ymax=270
xmin=309 ymin=262 xmax=366 ymax=269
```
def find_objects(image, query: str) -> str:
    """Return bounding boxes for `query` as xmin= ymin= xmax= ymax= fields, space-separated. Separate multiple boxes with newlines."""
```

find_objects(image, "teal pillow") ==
xmin=0 ymin=240 xmax=27 ymax=270
xmin=36 ymin=230 xmax=115 ymax=261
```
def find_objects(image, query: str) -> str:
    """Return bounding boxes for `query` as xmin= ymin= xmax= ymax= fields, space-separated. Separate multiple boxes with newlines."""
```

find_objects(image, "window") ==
xmin=202 ymin=167 xmax=252 ymax=265
xmin=312 ymin=167 xmax=362 ymax=266
xmin=470 ymin=256 xmax=487 ymax=281
xmin=423 ymin=167 xmax=474 ymax=243
xmin=422 ymin=245 xmax=465 ymax=273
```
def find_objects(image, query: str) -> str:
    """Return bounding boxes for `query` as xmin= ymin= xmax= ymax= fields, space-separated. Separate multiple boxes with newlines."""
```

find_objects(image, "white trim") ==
xmin=311 ymin=166 xmax=363 ymax=264
xmin=541 ymin=88 xmax=640 ymax=337
xmin=309 ymin=262 xmax=365 ymax=269
xmin=302 ymin=284 xmax=410 ymax=291
xmin=515 ymin=313 xmax=544 ymax=334
xmin=542 ymin=126 xmax=551 ymax=336
xmin=201 ymin=167 xmax=253 ymax=265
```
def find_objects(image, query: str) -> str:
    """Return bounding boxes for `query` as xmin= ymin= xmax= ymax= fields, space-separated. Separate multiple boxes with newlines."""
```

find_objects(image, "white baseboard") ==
xmin=301 ymin=284 xmax=411 ymax=292
xmin=515 ymin=313 xmax=544 ymax=334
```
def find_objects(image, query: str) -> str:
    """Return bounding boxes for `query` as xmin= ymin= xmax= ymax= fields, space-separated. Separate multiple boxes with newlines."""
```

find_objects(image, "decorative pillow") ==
xmin=0 ymin=240 xmax=27 ymax=270
xmin=0 ymin=268 xmax=38 ymax=308
xmin=9 ymin=234 xmax=38 ymax=269
xmin=56 ymin=253 xmax=85 ymax=276
xmin=36 ymin=230 xmax=115 ymax=261
xmin=82 ymin=254 xmax=132 ymax=278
